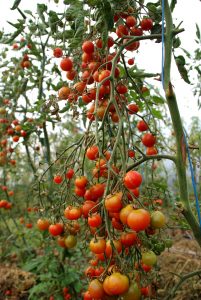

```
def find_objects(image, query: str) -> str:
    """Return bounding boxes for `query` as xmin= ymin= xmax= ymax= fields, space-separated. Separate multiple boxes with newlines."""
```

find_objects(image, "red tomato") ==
xmin=124 ymin=171 xmax=142 ymax=189
xmin=126 ymin=16 xmax=137 ymax=28
xmin=65 ymin=168 xmax=74 ymax=179
xmin=128 ymin=58 xmax=135 ymax=65
xmin=86 ymin=145 xmax=99 ymax=160
xmin=116 ymin=83 xmax=128 ymax=94
xmin=141 ymin=133 xmax=156 ymax=147
xmin=49 ymin=223 xmax=63 ymax=236
xmin=82 ymin=41 xmax=94 ymax=54
xmin=140 ymin=18 xmax=153 ymax=31
xmin=128 ymin=103 xmax=139 ymax=114
xmin=53 ymin=175 xmax=63 ymax=184
xmin=53 ymin=47 xmax=63 ymax=58
xmin=137 ymin=120 xmax=149 ymax=132
xmin=60 ymin=57 xmax=73 ymax=71
xmin=116 ymin=25 xmax=129 ymax=37
xmin=82 ymin=201 xmax=97 ymax=218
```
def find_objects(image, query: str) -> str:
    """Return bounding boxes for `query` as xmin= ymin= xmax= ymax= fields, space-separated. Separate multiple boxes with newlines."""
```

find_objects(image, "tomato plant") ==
xmin=0 ymin=0 xmax=200 ymax=299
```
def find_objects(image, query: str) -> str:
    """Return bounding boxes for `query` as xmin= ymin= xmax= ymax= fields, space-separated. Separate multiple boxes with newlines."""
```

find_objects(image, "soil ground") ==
xmin=0 ymin=234 xmax=201 ymax=300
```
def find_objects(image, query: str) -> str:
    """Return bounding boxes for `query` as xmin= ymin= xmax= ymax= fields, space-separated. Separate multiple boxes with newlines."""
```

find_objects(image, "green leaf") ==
xmin=49 ymin=11 xmax=60 ymax=33
xmin=151 ymin=108 xmax=163 ymax=119
xmin=175 ymin=55 xmax=191 ymax=84
xmin=170 ymin=0 xmax=177 ymax=12
xmin=152 ymin=95 xmax=165 ymax=104
xmin=11 ymin=0 xmax=21 ymax=10
xmin=3 ymin=28 xmax=23 ymax=44
xmin=7 ymin=20 xmax=25 ymax=29
xmin=37 ymin=4 xmax=47 ymax=24
xmin=173 ymin=37 xmax=181 ymax=48
xmin=196 ymin=23 xmax=200 ymax=40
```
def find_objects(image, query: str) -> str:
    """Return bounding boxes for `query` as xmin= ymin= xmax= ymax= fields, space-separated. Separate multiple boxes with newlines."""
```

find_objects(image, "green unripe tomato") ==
xmin=64 ymin=235 xmax=77 ymax=248
xmin=141 ymin=251 xmax=157 ymax=266
xmin=122 ymin=282 xmax=141 ymax=300
xmin=151 ymin=211 xmax=166 ymax=229
xmin=165 ymin=238 xmax=173 ymax=248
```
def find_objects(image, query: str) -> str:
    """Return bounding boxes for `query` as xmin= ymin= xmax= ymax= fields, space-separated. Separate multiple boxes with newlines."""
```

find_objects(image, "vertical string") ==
xmin=183 ymin=130 xmax=201 ymax=227
xmin=161 ymin=0 xmax=165 ymax=88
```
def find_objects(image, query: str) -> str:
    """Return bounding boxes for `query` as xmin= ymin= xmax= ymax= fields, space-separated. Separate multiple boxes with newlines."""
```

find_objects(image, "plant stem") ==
xmin=165 ymin=84 xmax=201 ymax=247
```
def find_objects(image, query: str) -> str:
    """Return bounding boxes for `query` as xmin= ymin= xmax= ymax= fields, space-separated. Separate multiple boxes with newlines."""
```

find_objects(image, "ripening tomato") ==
xmin=82 ymin=41 xmax=94 ymax=54
xmin=74 ymin=176 xmax=88 ymax=188
xmin=120 ymin=232 xmax=137 ymax=247
xmin=146 ymin=147 xmax=158 ymax=156
xmin=119 ymin=205 xmax=133 ymax=225
xmin=99 ymin=70 xmax=111 ymax=86
xmin=103 ymin=272 xmax=129 ymax=295
xmin=65 ymin=168 xmax=74 ymax=179
xmin=13 ymin=135 xmax=19 ymax=142
xmin=151 ymin=211 xmax=166 ymax=228
xmin=37 ymin=219 xmax=50 ymax=231
xmin=153 ymin=199 xmax=163 ymax=206
xmin=127 ymin=209 xmax=150 ymax=232
xmin=83 ymin=291 xmax=93 ymax=300
xmin=137 ymin=120 xmax=148 ymax=132
xmin=89 ymin=238 xmax=106 ymax=254
xmin=53 ymin=47 xmax=63 ymax=58
xmin=86 ymin=145 xmax=99 ymax=160
xmin=64 ymin=206 xmax=82 ymax=220
xmin=141 ymin=251 xmax=157 ymax=266
xmin=105 ymin=239 xmax=122 ymax=257
xmin=105 ymin=192 xmax=123 ymax=213
xmin=53 ymin=175 xmax=63 ymax=184
xmin=88 ymin=279 xmax=104 ymax=299
xmin=140 ymin=18 xmax=153 ymax=31
xmin=49 ymin=223 xmax=63 ymax=236
xmin=88 ymin=213 xmax=102 ymax=227
xmin=60 ymin=57 xmax=73 ymax=71
xmin=141 ymin=133 xmax=156 ymax=147
xmin=128 ymin=103 xmax=139 ymax=114
xmin=124 ymin=171 xmax=142 ymax=189
xmin=57 ymin=236 xmax=66 ymax=248
xmin=58 ymin=86 xmax=71 ymax=100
